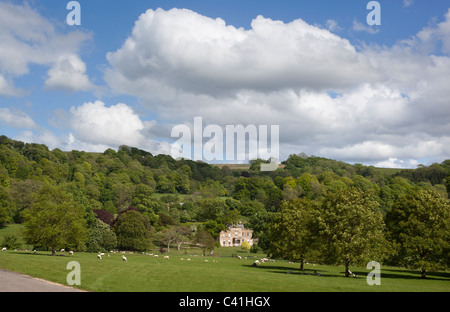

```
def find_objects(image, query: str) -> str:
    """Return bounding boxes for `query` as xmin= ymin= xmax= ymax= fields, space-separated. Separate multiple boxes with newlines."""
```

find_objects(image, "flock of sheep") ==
xmin=95 ymin=251 xmax=188 ymax=262
xmin=92 ymin=250 xmax=276 ymax=265
xmin=236 ymin=255 xmax=275 ymax=267
xmin=2 ymin=247 xmax=277 ymax=266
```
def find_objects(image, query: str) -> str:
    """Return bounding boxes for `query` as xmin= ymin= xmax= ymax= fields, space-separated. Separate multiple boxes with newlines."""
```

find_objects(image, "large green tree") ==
xmin=194 ymin=229 xmax=216 ymax=256
xmin=23 ymin=184 xmax=88 ymax=255
xmin=318 ymin=187 xmax=390 ymax=277
xmin=266 ymin=198 xmax=320 ymax=270
xmin=86 ymin=218 xmax=117 ymax=253
xmin=113 ymin=209 xmax=153 ymax=251
xmin=385 ymin=188 xmax=450 ymax=278
xmin=0 ymin=186 xmax=13 ymax=225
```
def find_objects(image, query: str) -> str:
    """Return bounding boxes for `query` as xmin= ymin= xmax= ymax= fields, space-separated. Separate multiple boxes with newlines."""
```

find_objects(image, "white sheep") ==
xmin=163 ymin=255 xmax=169 ymax=259
xmin=60 ymin=249 xmax=65 ymax=252
xmin=97 ymin=254 xmax=102 ymax=259
xmin=153 ymin=255 xmax=158 ymax=258
xmin=122 ymin=255 xmax=127 ymax=262
xmin=187 ymin=258 xmax=191 ymax=261
xmin=1 ymin=248 xmax=6 ymax=251
xmin=69 ymin=251 xmax=74 ymax=255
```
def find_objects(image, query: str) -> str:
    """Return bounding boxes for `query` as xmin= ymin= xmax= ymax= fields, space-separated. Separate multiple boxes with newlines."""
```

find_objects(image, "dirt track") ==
xmin=0 ymin=269 xmax=83 ymax=292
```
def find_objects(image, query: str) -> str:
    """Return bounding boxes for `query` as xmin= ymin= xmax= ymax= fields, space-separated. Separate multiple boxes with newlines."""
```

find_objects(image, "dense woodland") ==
xmin=0 ymin=135 xmax=449 ymax=277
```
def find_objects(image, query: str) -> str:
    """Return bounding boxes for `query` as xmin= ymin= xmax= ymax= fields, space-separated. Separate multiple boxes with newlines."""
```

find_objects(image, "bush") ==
xmin=241 ymin=241 xmax=251 ymax=252
xmin=250 ymin=244 xmax=260 ymax=253
xmin=2 ymin=234 xmax=21 ymax=250
xmin=86 ymin=219 xmax=117 ymax=253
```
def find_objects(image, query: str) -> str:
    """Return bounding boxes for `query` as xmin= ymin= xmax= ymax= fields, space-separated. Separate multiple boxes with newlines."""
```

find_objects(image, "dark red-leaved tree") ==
xmin=93 ymin=209 xmax=114 ymax=226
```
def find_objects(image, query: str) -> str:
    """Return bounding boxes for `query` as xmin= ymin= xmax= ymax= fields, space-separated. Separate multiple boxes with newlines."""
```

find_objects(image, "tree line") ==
xmin=0 ymin=135 xmax=449 ymax=277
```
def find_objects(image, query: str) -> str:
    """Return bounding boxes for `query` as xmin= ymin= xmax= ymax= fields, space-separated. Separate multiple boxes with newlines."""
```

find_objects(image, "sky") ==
xmin=0 ymin=0 xmax=450 ymax=168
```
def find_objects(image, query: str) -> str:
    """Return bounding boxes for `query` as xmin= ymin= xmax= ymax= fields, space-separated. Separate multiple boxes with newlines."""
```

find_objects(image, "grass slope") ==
xmin=1 ymin=225 xmax=449 ymax=292
xmin=1 ymin=249 xmax=449 ymax=292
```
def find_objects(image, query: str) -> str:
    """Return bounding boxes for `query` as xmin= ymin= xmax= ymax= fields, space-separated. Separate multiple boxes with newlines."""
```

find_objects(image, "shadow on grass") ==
xmin=346 ymin=268 xmax=450 ymax=282
xmin=9 ymin=250 xmax=70 ymax=257
xmin=243 ymin=264 xmax=343 ymax=278
xmin=246 ymin=264 xmax=450 ymax=282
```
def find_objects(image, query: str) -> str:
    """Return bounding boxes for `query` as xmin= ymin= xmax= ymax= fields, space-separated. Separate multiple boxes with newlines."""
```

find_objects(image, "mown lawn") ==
xmin=1 ymin=248 xmax=449 ymax=292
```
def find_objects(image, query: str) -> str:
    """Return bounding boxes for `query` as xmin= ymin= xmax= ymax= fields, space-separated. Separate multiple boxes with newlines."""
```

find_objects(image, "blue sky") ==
xmin=1 ymin=0 xmax=450 ymax=168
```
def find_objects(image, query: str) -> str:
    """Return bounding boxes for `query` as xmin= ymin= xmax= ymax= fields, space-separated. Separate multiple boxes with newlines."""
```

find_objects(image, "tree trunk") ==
xmin=299 ymin=259 xmax=304 ymax=271
xmin=421 ymin=269 xmax=427 ymax=279
xmin=345 ymin=261 xmax=350 ymax=277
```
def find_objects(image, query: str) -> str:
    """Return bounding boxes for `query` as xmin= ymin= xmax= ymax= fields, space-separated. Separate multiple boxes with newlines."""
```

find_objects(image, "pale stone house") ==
xmin=219 ymin=223 xmax=254 ymax=247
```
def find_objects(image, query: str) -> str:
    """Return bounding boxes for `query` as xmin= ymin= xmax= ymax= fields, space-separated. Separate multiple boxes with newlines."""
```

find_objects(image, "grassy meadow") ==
xmin=1 ymin=224 xmax=449 ymax=292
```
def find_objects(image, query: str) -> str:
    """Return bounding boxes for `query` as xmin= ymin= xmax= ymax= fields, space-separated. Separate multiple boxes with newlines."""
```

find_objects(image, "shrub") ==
xmin=2 ymin=234 xmax=21 ymax=250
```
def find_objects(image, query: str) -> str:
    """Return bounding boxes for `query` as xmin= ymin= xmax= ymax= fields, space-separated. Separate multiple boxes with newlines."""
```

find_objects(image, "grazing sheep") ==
xmin=180 ymin=258 xmax=184 ymax=261
xmin=237 ymin=256 xmax=242 ymax=259
xmin=187 ymin=258 xmax=191 ymax=261
xmin=2 ymin=248 xmax=6 ymax=251
xmin=60 ymin=249 xmax=65 ymax=252
xmin=153 ymin=255 xmax=158 ymax=258
xmin=69 ymin=251 xmax=74 ymax=255
xmin=97 ymin=254 xmax=102 ymax=259
xmin=33 ymin=250 xmax=37 ymax=254
xmin=122 ymin=255 xmax=127 ymax=262
xmin=163 ymin=256 xmax=169 ymax=259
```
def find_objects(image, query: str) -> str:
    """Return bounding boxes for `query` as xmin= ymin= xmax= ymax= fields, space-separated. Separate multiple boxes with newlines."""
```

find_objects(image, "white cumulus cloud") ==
xmin=0 ymin=2 xmax=92 ymax=94
xmin=101 ymin=8 xmax=450 ymax=168
xmin=45 ymin=54 xmax=94 ymax=92
xmin=67 ymin=101 xmax=171 ymax=154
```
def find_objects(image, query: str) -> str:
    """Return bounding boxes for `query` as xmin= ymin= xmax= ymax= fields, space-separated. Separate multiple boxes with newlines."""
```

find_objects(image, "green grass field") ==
xmin=1 ymin=248 xmax=449 ymax=292
xmin=1 ymin=224 xmax=449 ymax=292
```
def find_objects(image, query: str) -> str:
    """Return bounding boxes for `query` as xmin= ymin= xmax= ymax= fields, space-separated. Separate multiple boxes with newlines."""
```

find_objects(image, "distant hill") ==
xmin=0 ymin=134 xmax=449 ymax=226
